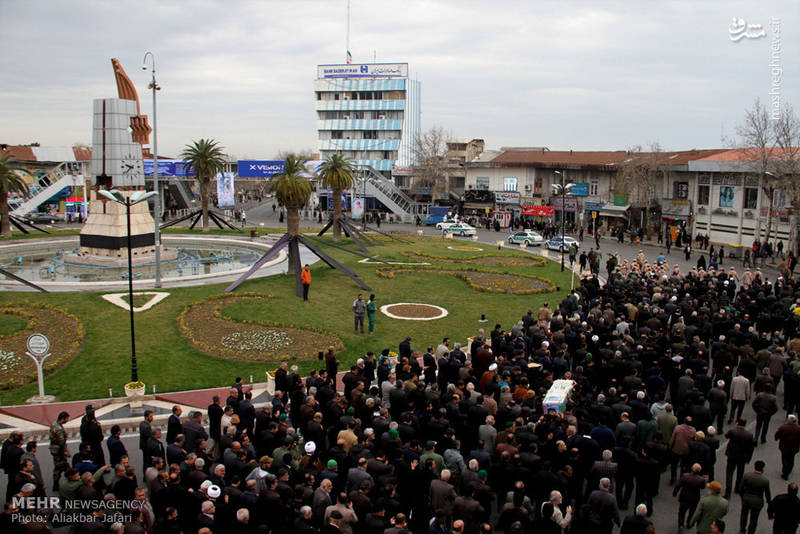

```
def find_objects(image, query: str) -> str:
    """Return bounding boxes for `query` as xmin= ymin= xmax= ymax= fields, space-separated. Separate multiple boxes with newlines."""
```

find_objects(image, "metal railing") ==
xmin=10 ymin=162 xmax=87 ymax=216
xmin=356 ymin=165 xmax=417 ymax=222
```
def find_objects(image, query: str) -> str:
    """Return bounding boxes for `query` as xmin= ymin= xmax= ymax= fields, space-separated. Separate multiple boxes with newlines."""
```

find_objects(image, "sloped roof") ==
xmin=0 ymin=145 xmax=36 ymax=161
xmin=695 ymin=147 xmax=797 ymax=161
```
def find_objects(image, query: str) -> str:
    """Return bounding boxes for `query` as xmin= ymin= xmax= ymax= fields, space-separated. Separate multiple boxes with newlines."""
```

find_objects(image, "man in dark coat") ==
xmin=768 ymin=482 xmax=800 ymax=534
xmin=723 ymin=418 xmax=754 ymax=499
xmin=144 ymin=428 xmax=166 ymax=469
xmin=80 ymin=405 xmax=105 ymax=467
xmin=673 ymin=463 xmax=707 ymax=530
xmin=183 ymin=411 xmax=209 ymax=452
xmin=167 ymin=405 xmax=183 ymax=445
xmin=775 ymin=414 xmax=800 ymax=479
xmin=739 ymin=460 xmax=772 ymax=534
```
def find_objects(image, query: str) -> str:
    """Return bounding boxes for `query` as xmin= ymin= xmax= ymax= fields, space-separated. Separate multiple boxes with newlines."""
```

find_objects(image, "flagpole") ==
xmin=346 ymin=0 xmax=350 ymax=63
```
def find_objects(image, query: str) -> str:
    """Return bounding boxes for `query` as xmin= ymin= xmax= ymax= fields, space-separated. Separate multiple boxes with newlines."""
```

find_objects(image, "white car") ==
xmin=507 ymin=231 xmax=544 ymax=246
xmin=545 ymin=235 xmax=580 ymax=251
xmin=444 ymin=223 xmax=477 ymax=236
xmin=435 ymin=220 xmax=462 ymax=231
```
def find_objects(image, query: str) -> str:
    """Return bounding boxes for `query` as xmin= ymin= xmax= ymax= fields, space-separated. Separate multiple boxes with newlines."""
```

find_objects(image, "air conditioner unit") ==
xmin=378 ymin=114 xmax=386 ymax=120
xmin=343 ymin=115 xmax=351 ymax=120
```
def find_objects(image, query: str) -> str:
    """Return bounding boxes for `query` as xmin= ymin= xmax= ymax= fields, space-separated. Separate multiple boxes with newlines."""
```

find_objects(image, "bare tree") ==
xmin=411 ymin=127 xmax=449 ymax=200
xmin=736 ymin=99 xmax=779 ymax=244
xmin=773 ymin=104 xmax=800 ymax=253
xmin=614 ymin=143 xmax=664 ymax=235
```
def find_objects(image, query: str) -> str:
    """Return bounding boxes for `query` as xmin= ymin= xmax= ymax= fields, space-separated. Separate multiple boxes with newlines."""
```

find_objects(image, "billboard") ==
xmin=216 ymin=172 xmax=235 ymax=208
xmin=317 ymin=63 xmax=408 ymax=79
xmin=144 ymin=159 xmax=194 ymax=177
xmin=352 ymin=198 xmax=365 ymax=219
xmin=237 ymin=160 xmax=285 ymax=178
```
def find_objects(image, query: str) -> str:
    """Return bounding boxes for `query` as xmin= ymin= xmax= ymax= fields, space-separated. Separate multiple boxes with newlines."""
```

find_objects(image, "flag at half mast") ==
xmin=346 ymin=50 xmax=352 ymax=64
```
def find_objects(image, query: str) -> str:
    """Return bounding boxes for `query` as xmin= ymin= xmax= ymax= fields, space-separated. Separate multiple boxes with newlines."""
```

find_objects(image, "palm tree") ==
xmin=180 ymin=138 xmax=227 ymax=232
xmin=270 ymin=154 xmax=312 ymax=272
xmin=0 ymin=155 xmax=31 ymax=238
xmin=318 ymin=153 xmax=356 ymax=241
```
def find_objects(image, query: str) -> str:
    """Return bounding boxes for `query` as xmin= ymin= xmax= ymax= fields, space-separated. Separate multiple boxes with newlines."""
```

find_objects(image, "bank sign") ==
xmin=237 ymin=160 xmax=285 ymax=178
xmin=317 ymin=63 xmax=408 ymax=79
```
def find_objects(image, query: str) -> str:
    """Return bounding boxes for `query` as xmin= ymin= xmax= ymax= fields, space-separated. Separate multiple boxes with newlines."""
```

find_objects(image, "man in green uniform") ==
xmin=690 ymin=481 xmax=729 ymax=534
xmin=49 ymin=411 xmax=70 ymax=490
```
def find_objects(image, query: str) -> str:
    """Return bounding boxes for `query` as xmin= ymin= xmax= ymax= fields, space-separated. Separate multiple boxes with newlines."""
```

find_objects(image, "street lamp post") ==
xmin=99 ymin=189 xmax=157 ymax=382
xmin=552 ymin=171 xmax=575 ymax=272
xmin=142 ymin=52 xmax=162 ymax=287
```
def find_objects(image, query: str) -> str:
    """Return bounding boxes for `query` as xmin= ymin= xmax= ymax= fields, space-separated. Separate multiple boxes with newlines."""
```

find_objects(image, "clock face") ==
xmin=121 ymin=154 xmax=143 ymax=175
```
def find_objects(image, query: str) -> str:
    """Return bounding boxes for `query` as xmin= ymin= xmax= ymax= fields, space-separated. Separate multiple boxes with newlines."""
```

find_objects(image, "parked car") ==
xmin=443 ymin=223 xmax=477 ymax=236
xmin=435 ymin=220 xmax=461 ymax=230
xmin=545 ymin=235 xmax=580 ymax=251
xmin=23 ymin=212 xmax=63 ymax=224
xmin=507 ymin=230 xmax=544 ymax=246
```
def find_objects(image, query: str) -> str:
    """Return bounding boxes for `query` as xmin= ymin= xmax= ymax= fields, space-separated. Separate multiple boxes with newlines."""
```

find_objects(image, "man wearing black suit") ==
xmin=768 ymin=482 xmax=800 ymax=534
xmin=167 ymin=435 xmax=188 ymax=466
xmin=139 ymin=410 xmax=154 ymax=473
xmin=739 ymin=461 xmax=771 ymax=534
xmin=724 ymin=418 xmax=754 ymax=499
xmin=238 ymin=391 xmax=256 ymax=438
xmin=167 ymin=406 xmax=183 ymax=445
xmin=208 ymin=396 xmax=224 ymax=456
xmin=183 ymin=411 xmax=209 ymax=453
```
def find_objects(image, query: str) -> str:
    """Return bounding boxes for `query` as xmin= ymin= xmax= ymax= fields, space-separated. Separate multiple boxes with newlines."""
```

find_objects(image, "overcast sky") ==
xmin=1 ymin=0 xmax=796 ymax=159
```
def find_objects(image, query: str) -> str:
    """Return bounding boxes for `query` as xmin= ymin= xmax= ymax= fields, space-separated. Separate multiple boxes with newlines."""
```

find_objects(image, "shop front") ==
xmin=494 ymin=191 xmax=521 ymax=228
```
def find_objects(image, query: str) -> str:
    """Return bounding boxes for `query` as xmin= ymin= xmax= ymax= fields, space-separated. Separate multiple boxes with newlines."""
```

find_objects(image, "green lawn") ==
xmin=0 ymin=233 xmax=572 ymax=405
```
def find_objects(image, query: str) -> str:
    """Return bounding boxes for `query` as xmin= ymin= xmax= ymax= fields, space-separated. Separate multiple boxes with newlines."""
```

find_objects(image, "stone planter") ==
xmin=124 ymin=382 xmax=146 ymax=409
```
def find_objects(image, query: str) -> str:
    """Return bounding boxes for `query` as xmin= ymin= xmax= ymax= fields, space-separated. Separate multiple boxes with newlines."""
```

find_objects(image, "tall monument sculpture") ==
xmin=67 ymin=59 xmax=175 ymax=267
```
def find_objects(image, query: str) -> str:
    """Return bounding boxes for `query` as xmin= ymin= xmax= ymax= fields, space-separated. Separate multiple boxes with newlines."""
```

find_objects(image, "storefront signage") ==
xmin=585 ymin=201 xmax=603 ymax=210
xmin=522 ymin=205 xmax=555 ymax=217
xmin=570 ymin=183 xmax=589 ymax=196
xmin=552 ymin=197 xmax=578 ymax=212
xmin=494 ymin=191 xmax=520 ymax=204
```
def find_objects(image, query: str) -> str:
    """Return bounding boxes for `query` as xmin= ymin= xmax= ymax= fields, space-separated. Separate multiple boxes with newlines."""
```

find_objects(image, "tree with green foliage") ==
xmin=318 ymin=153 xmax=356 ymax=241
xmin=271 ymin=154 xmax=312 ymax=271
xmin=0 ymin=155 xmax=31 ymax=238
xmin=180 ymin=138 xmax=227 ymax=232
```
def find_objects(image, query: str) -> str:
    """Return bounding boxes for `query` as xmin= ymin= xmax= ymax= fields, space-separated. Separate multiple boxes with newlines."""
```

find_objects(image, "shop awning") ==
xmin=463 ymin=203 xmax=492 ymax=210
xmin=599 ymin=203 xmax=630 ymax=219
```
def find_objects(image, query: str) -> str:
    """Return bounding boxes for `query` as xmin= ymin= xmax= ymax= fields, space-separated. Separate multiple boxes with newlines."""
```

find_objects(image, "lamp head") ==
xmin=142 ymin=64 xmax=147 ymax=70
xmin=131 ymin=190 xmax=158 ymax=203
xmin=98 ymin=189 xmax=125 ymax=204
xmin=564 ymin=183 xmax=576 ymax=193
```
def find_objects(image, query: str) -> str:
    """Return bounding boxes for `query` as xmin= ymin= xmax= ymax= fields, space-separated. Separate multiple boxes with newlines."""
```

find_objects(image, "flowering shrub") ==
xmin=178 ymin=293 xmax=343 ymax=362
xmin=0 ymin=305 xmax=85 ymax=390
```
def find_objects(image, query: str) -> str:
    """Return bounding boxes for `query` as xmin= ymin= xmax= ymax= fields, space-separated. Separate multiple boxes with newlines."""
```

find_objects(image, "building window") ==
xmin=697 ymin=185 xmax=710 ymax=206
xmin=590 ymin=181 xmax=598 ymax=196
xmin=503 ymin=177 xmax=518 ymax=191
xmin=534 ymin=177 xmax=542 ymax=195
xmin=673 ymin=181 xmax=689 ymax=200
xmin=719 ymin=186 xmax=734 ymax=208
xmin=476 ymin=177 xmax=490 ymax=190
xmin=744 ymin=187 xmax=758 ymax=209
xmin=331 ymin=131 xmax=343 ymax=140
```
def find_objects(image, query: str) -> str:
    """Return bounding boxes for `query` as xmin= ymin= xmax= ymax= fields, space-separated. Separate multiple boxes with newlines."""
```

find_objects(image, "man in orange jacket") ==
xmin=301 ymin=264 xmax=311 ymax=301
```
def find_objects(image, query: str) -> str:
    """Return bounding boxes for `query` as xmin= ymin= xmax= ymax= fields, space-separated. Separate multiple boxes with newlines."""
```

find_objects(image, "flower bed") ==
xmin=404 ymin=250 xmax=546 ymax=267
xmin=381 ymin=303 xmax=449 ymax=321
xmin=0 ymin=305 xmax=85 ymax=390
xmin=178 ymin=293 xmax=343 ymax=362
xmin=375 ymin=266 xmax=555 ymax=295
xmin=447 ymin=245 xmax=483 ymax=251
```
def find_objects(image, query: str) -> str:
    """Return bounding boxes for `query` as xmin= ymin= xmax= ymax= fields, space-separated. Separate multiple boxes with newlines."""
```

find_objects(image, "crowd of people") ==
xmin=4 ymin=249 xmax=800 ymax=534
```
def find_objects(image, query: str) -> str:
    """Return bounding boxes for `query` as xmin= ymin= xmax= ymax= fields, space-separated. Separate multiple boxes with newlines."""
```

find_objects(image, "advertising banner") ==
xmin=144 ymin=159 xmax=195 ymax=177
xmin=237 ymin=160 xmax=285 ymax=178
xmin=216 ymin=172 xmax=235 ymax=208
xmin=521 ymin=205 xmax=555 ymax=217
xmin=352 ymin=198 xmax=365 ymax=219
